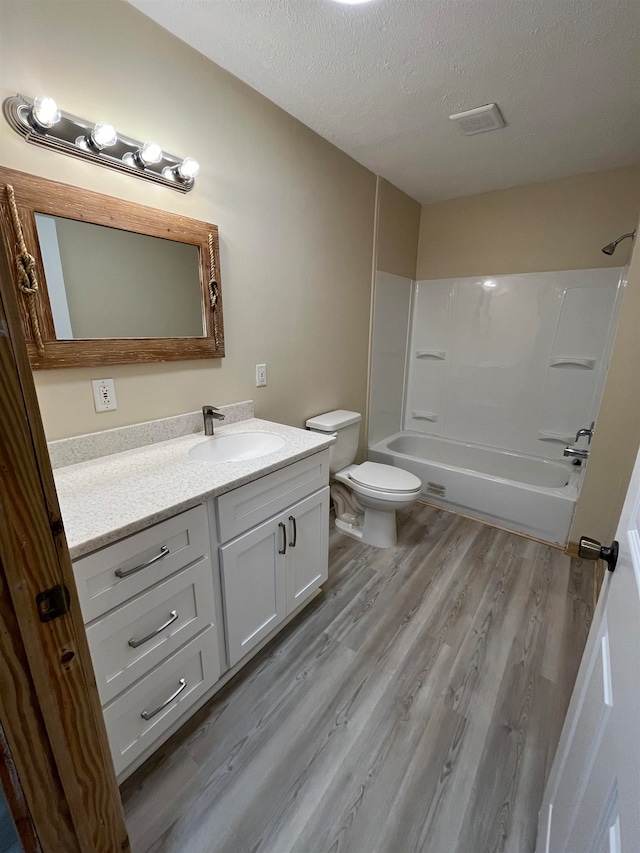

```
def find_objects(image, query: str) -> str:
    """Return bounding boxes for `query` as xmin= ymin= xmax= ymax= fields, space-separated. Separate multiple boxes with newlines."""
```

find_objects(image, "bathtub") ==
xmin=368 ymin=431 xmax=580 ymax=546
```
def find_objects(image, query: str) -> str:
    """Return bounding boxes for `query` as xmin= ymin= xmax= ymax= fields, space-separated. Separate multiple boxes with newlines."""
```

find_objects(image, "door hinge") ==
xmin=36 ymin=584 xmax=70 ymax=622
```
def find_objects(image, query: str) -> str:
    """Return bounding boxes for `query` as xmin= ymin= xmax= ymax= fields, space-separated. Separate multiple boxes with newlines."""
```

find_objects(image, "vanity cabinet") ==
xmin=220 ymin=488 xmax=329 ymax=667
xmin=71 ymin=448 xmax=330 ymax=777
xmin=216 ymin=450 xmax=330 ymax=667
xmin=73 ymin=504 xmax=221 ymax=776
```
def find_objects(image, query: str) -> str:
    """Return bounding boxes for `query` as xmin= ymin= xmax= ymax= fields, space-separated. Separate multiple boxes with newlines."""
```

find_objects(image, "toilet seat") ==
xmin=347 ymin=462 xmax=422 ymax=494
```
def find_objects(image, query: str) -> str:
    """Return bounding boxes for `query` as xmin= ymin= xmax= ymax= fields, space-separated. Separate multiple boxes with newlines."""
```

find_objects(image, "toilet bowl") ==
xmin=306 ymin=411 xmax=422 ymax=548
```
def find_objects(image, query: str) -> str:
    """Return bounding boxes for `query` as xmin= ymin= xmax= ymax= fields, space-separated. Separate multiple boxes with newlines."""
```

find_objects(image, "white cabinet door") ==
xmin=220 ymin=487 xmax=330 ymax=668
xmin=220 ymin=515 xmax=286 ymax=667
xmin=285 ymin=487 xmax=329 ymax=613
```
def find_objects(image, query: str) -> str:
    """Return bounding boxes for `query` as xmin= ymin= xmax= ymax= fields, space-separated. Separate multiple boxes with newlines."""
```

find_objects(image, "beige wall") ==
xmin=376 ymin=179 xmax=421 ymax=279
xmin=569 ymin=220 xmax=640 ymax=544
xmin=416 ymin=168 xmax=640 ymax=545
xmin=0 ymin=0 xmax=376 ymax=440
xmin=417 ymin=165 xmax=640 ymax=280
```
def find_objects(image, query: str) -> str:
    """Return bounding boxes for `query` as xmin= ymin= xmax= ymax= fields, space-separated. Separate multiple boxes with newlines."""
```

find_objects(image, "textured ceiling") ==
xmin=128 ymin=0 xmax=640 ymax=204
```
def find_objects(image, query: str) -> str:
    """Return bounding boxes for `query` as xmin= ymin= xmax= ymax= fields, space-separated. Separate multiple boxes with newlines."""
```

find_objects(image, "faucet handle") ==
xmin=574 ymin=421 xmax=595 ymax=444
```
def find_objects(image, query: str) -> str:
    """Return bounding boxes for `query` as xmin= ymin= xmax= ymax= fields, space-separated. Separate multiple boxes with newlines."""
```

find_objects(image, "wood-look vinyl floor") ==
xmin=121 ymin=504 xmax=594 ymax=853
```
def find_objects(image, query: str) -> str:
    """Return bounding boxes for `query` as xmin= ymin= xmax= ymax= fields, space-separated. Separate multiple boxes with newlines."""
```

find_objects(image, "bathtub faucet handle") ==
xmin=574 ymin=421 xmax=595 ymax=444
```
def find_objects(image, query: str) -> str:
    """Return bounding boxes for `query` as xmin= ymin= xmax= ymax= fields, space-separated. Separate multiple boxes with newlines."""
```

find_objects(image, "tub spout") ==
xmin=564 ymin=446 xmax=589 ymax=460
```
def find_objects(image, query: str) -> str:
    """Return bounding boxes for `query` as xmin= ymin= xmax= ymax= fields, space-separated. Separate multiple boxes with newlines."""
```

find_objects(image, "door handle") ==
xmin=288 ymin=515 xmax=297 ymax=548
xmin=278 ymin=522 xmax=287 ymax=555
xmin=578 ymin=537 xmax=619 ymax=572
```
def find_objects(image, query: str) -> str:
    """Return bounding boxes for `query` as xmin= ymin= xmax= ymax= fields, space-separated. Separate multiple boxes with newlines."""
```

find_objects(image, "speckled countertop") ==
xmin=54 ymin=418 xmax=334 ymax=560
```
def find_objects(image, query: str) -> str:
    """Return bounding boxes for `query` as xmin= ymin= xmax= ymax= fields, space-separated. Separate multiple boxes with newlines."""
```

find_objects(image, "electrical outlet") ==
xmin=256 ymin=363 xmax=267 ymax=387
xmin=92 ymin=378 xmax=117 ymax=412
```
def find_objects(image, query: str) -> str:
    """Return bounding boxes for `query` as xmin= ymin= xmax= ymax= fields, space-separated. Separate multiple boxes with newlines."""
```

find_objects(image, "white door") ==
xmin=537 ymin=446 xmax=640 ymax=853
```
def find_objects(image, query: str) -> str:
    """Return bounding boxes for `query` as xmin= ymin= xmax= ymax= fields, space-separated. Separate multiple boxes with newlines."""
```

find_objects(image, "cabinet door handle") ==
xmin=128 ymin=610 xmax=179 ymax=648
xmin=288 ymin=515 xmax=297 ymax=548
xmin=115 ymin=545 xmax=170 ymax=579
xmin=278 ymin=522 xmax=287 ymax=555
xmin=140 ymin=678 xmax=187 ymax=720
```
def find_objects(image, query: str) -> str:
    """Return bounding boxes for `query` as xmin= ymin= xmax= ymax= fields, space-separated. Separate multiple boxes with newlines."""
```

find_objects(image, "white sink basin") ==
xmin=189 ymin=432 xmax=286 ymax=463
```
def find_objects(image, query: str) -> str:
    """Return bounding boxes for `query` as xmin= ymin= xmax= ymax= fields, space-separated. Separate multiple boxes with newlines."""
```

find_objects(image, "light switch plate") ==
xmin=92 ymin=378 xmax=117 ymax=412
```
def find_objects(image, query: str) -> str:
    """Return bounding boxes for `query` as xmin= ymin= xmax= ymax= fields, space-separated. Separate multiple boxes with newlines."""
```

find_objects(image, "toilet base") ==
xmin=334 ymin=506 xmax=397 ymax=549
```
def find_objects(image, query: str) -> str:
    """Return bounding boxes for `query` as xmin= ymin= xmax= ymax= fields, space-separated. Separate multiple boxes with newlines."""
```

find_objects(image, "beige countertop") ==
xmin=54 ymin=418 xmax=334 ymax=560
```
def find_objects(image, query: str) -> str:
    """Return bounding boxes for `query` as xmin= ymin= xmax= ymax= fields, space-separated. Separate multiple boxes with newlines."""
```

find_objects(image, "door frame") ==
xmin=0 ymin=223 xmax=129 ymax=851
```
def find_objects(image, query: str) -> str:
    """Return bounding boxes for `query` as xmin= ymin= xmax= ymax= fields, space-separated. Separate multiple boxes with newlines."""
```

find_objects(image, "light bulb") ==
xmin=139 ymin=141 xmax=163 ymax=166
xmin=177 ymin=157 xmax=200 ymax=180
xmin=31 ymin=95 xmax=61 ymax=129
xmin=90 ymin=122 xmax=118 ymax=149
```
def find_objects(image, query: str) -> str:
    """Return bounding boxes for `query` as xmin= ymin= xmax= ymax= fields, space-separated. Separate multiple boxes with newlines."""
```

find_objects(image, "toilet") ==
xmin=306 ymin=410 xmax=422 ymax=548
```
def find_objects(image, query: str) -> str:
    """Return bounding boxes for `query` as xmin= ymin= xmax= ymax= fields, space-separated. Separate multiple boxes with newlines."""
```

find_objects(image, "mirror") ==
xmin=35 ymin=215 xmax=204 ymax=339
xmin=0 ymin=167 xmax=224 ymax=368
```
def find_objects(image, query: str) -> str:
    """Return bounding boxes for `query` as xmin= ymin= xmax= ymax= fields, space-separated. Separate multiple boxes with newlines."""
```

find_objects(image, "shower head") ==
xmin=601 ymin=230 xmax=636 ymax=255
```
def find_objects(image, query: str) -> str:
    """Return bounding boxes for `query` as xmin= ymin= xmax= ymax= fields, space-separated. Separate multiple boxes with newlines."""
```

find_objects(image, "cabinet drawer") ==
xmin=86 ymin=558 xmax=215 ymax=705
xmin=217 ymin=450 xmax=330 ymax=542
xmin=73 ymin=504 xmax=209 ymax=622
xmin=103 ymin=625 xmax=220 ymax=777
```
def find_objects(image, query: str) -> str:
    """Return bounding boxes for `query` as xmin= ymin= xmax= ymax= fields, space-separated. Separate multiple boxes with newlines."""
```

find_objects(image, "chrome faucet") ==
xmin=202 ymin=405 xmax=225 ymax=436
xmin=574 ymin=421 xmax=595 ymax=444
xmin=564 ymin=446 xmax=589 ymax=461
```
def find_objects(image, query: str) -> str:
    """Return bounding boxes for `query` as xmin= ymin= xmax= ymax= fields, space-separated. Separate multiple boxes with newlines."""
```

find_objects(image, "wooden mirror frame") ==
xmin=0 ymin=167 xmax=224 ymax=369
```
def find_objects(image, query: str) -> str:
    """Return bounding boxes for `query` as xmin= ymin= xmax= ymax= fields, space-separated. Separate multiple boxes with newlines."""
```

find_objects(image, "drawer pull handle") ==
xmin=140 ymin=678 xmax=187 ymax=721
xmin=128 ymin=610 xmax=179 ymax=649
xmin=288 ymin=515 xmax=297 ymax=548
xmin=279 ymin=522 xmax=287 ymax=555
xmin=115 ymin=545 xmax=170 ymax=579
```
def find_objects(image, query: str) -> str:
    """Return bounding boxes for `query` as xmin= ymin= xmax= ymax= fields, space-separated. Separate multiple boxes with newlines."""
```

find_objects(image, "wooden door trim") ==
xmin=0 ymin=220 xmax=129 ymax=851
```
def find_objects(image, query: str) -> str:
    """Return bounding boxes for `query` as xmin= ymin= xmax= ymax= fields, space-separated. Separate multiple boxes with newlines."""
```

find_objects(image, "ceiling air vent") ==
xmin=449 ymin=103 xmax=505 ymax=135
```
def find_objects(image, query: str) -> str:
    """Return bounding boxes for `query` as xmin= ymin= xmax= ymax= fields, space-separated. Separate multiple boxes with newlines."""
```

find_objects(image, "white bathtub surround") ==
xmin=366 ymin=266 xmax=625 ymax=545
xmin=403 ymin=268 xmax=623 ymax=462
xmin=53 ymin=417 xmax=333 ymax=558
xmin=48 ymin=401 xmax=255 ymax=469
xmin=369 ymin=431 xmax=580 ymax=545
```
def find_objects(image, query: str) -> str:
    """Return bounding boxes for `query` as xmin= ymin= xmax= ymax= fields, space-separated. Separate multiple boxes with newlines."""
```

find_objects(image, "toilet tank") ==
xmin=305 ymin=410 xmax=361 ymax=474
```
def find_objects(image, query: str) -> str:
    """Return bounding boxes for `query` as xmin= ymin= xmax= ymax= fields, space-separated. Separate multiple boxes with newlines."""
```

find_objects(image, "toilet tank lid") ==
xmin=305 ymin=410 xmax=361 ymax=431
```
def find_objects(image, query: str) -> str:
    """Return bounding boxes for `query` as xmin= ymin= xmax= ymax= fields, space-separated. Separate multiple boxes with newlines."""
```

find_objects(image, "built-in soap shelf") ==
xmin=412 ymin=411 xmax=438 ymax=422
xmin=537 ymin=430 xmax=574 ymax=443
xmin=549 ymin=357 xmax=596 ymax=370
xmin=415 ymin=350 xmax=446 ymax=360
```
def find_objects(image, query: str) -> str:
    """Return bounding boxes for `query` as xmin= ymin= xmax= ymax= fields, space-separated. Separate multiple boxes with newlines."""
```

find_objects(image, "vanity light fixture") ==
xmin=162 ymin=156 xmax=201 ymax=186
xmin=30 ymin=95 xmax=61 ymax=129
xmin=3 ymin=93 xmax=199 ymax=193
xmin=122 ymin=140 xmax=164 ymax=168
xmin=76 ymin=121 xmax=118 ymax=152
